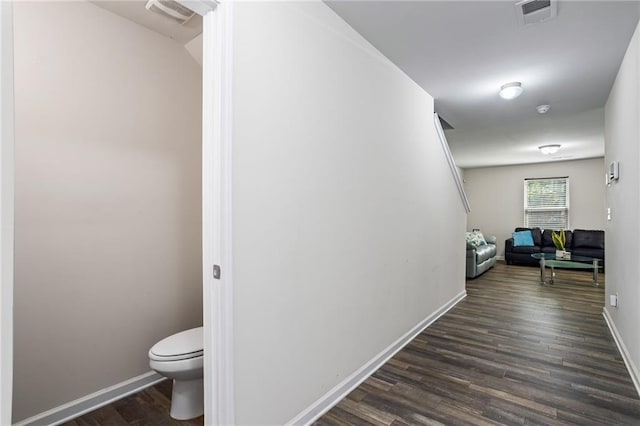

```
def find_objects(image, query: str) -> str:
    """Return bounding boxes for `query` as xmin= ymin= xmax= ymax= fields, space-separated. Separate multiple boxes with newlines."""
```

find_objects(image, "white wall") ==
xmin=463 ymin=158 xmax=605 ymax=256
xmin=231 ymin=2 xmax=466 ymax=424
xmin=0 ymin=3 xmax=14 ymax=424
xmin=604 ymin=20 xmax=640 ymax=392
xmin=13 ymin=2 xmax=202 ymax=421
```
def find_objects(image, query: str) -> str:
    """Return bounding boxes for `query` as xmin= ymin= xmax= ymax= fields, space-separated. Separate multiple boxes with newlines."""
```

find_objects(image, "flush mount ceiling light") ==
xmin=499 ymin=82 xmax=523 ymax=99
xmin=539 ymin=144 xmax=561 ymax=155
xmin=536 ymin=104 xmax=551 ymax=114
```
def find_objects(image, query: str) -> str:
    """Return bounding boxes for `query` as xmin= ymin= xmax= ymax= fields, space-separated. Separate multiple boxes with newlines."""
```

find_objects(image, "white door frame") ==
xmin=0 ymin=2 xmax=14 ymax=424
xmin=178 ymin=0 xmax=235 ymax=424
xmin=197 ymin=1 xmax=235 ymax=424
xmin=0 ymin=1 xmax=235 ymax=424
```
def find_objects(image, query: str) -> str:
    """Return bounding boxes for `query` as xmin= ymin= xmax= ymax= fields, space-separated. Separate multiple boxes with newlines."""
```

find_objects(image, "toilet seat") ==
xmin=149 ymin=326 xmax=203 ymax=362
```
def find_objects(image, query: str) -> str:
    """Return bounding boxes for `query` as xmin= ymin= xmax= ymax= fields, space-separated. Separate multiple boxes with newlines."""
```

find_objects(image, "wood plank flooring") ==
xmin=316 ymin=262 xmax=640 ymax=425
xmin=62 ymin=379 xmax=203 ymax=426
xmin=64 ymin=263 xmax=639 ymax=425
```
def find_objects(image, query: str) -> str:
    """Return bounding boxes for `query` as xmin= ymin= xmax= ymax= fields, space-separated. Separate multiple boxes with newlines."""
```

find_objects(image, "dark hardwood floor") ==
xmin=65 ymin=262 xmax=639 ymax=425
xmin=62 ymin=379 xmax=203 ymax=426
xmin=316 ymin=262 xmax=640 ymax=425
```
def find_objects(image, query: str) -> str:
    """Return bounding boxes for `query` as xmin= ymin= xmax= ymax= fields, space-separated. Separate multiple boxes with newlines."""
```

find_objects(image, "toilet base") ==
xmin=170 ymin=377 xmax=204 ymax=420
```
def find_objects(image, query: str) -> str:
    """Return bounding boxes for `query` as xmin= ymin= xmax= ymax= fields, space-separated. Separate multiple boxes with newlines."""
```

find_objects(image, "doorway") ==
xmin=1 ymin=2 xmax=238 ymax=423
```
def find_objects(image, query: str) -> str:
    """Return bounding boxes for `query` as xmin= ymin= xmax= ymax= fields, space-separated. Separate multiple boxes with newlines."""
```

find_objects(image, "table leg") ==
xmin=540 ymin=258 xmax=545 ymax=285
xmin=593 ymin=259 xmax=599 ymax=286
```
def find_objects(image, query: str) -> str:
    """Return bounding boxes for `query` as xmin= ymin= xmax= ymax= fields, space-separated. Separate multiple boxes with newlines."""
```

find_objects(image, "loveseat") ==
xmin=505 ymin=227 xmax=604 ymax=267
xmin=466 ymin=233 xmax=497 ymax=278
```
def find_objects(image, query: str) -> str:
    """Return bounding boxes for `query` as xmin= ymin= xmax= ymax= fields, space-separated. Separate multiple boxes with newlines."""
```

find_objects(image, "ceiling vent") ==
xmin=145 ymin=0 xmax=195 ymax=24
xmin=515 ymin=0 xmax=557 ymax=26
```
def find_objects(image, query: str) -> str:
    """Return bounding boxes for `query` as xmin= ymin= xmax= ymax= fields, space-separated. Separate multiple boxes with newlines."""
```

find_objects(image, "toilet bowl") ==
xmin=149 ymin=326 xmax=204 ymax=420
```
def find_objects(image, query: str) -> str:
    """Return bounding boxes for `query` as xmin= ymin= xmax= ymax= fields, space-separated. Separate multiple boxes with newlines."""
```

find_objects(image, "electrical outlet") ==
xmin=610 ymin=293 xmax=618 ymax=308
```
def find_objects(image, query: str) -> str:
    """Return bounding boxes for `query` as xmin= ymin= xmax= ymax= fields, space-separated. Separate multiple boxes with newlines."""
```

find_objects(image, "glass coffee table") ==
xmin=531 ymin=253 xmax=603 ymax=286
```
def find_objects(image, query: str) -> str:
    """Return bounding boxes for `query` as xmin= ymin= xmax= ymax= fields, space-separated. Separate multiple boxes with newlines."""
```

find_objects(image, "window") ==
xmin=524 ymin=177 xmax=569 ymax=229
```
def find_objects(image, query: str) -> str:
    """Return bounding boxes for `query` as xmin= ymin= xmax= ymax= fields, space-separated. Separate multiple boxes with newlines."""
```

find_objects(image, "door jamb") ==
xmin=181 ymin=0 xmax=235 ymax=424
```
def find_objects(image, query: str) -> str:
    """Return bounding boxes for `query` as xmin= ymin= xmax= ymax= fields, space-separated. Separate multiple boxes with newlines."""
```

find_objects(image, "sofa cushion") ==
xmin=573 ymin=247 xmax=604 ymax=259
xmin=475 ymin=244 xmax=496 ymax=263
xmin=515 ymin=227 xmax=542 ymax=246
xmin=573 ymin=229 xmax=604 ymax=249
xmin=511 ymin=245 xmax=540 ymax=254
xmin=542 ymin=229 xmax=573 ymax=249
xmin=513 ymin=230 xmax=534 ymax=247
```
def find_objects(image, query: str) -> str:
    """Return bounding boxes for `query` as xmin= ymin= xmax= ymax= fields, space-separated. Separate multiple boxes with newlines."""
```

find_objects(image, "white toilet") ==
xmin=148 ymin=326 xmax=204 ymax=420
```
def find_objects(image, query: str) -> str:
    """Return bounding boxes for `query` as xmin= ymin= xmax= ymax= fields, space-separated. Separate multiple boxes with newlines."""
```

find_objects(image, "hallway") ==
xmin=317 ymin=262 xmax=639 ymax=425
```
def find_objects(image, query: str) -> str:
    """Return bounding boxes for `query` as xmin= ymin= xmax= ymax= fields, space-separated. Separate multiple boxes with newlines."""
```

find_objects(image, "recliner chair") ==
xmin=466 ymin=235 xmax=497 ymax=278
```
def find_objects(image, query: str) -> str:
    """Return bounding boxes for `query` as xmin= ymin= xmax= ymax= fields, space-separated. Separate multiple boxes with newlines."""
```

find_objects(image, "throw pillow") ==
xmin=466 ymin=231 xmax=487 ymax=248
xmin=513 ymin=230 xmax=534 ymax=247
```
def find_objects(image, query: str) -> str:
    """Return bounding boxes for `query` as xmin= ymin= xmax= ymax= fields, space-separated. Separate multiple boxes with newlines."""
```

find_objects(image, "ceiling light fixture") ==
xmin=499 ymin=82 xmax=523 ymax=99
xmin=539 ymin=144 xmax=560 ymax=155
xmin=536 ymin=104 xmax=551 ymax=114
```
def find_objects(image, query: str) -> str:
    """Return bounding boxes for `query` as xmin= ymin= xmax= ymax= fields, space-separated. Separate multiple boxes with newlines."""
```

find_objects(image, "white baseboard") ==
xmin=13 ymin=371 xmax=165 ymax=426
xmin=287 ymin=289 xmax=467 ymax=425
xmin=496 ymin=255 xmax=505 ymax=261
xmin=603 ymin=308 xmax=640 ymax=397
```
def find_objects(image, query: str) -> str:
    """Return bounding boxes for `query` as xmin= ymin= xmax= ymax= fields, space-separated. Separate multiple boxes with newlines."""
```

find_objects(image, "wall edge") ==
xmin=287 ymin=289 xmax=467 ymax=425
xmin=603 ymin=307 xmax=640 ymax=397
xmin=13 ymin=371 xmax=165 ymax=426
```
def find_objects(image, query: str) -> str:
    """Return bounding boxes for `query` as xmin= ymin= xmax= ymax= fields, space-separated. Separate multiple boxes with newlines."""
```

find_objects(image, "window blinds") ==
xmin=524 ymin=177 xmax=569 ymax=229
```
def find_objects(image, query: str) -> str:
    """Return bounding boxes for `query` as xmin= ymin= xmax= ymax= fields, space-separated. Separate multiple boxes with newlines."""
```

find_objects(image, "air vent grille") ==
xmin=522 ymin=0 xmax=551 ymax=15
xmin=515 ymin=0 xmax=557 ymax=26
xmin=145 ymin=0 xmax=195 ymax=24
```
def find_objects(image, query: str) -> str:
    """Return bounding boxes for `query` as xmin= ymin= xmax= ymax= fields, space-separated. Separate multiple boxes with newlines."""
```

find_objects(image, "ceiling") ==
xmin=91 ymin=1 xmax=202 ymax=43
xmin=326 ymin=0 xmax=640 ymax=168
xmin=93 ymin=1 xmax=640 ymax=169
